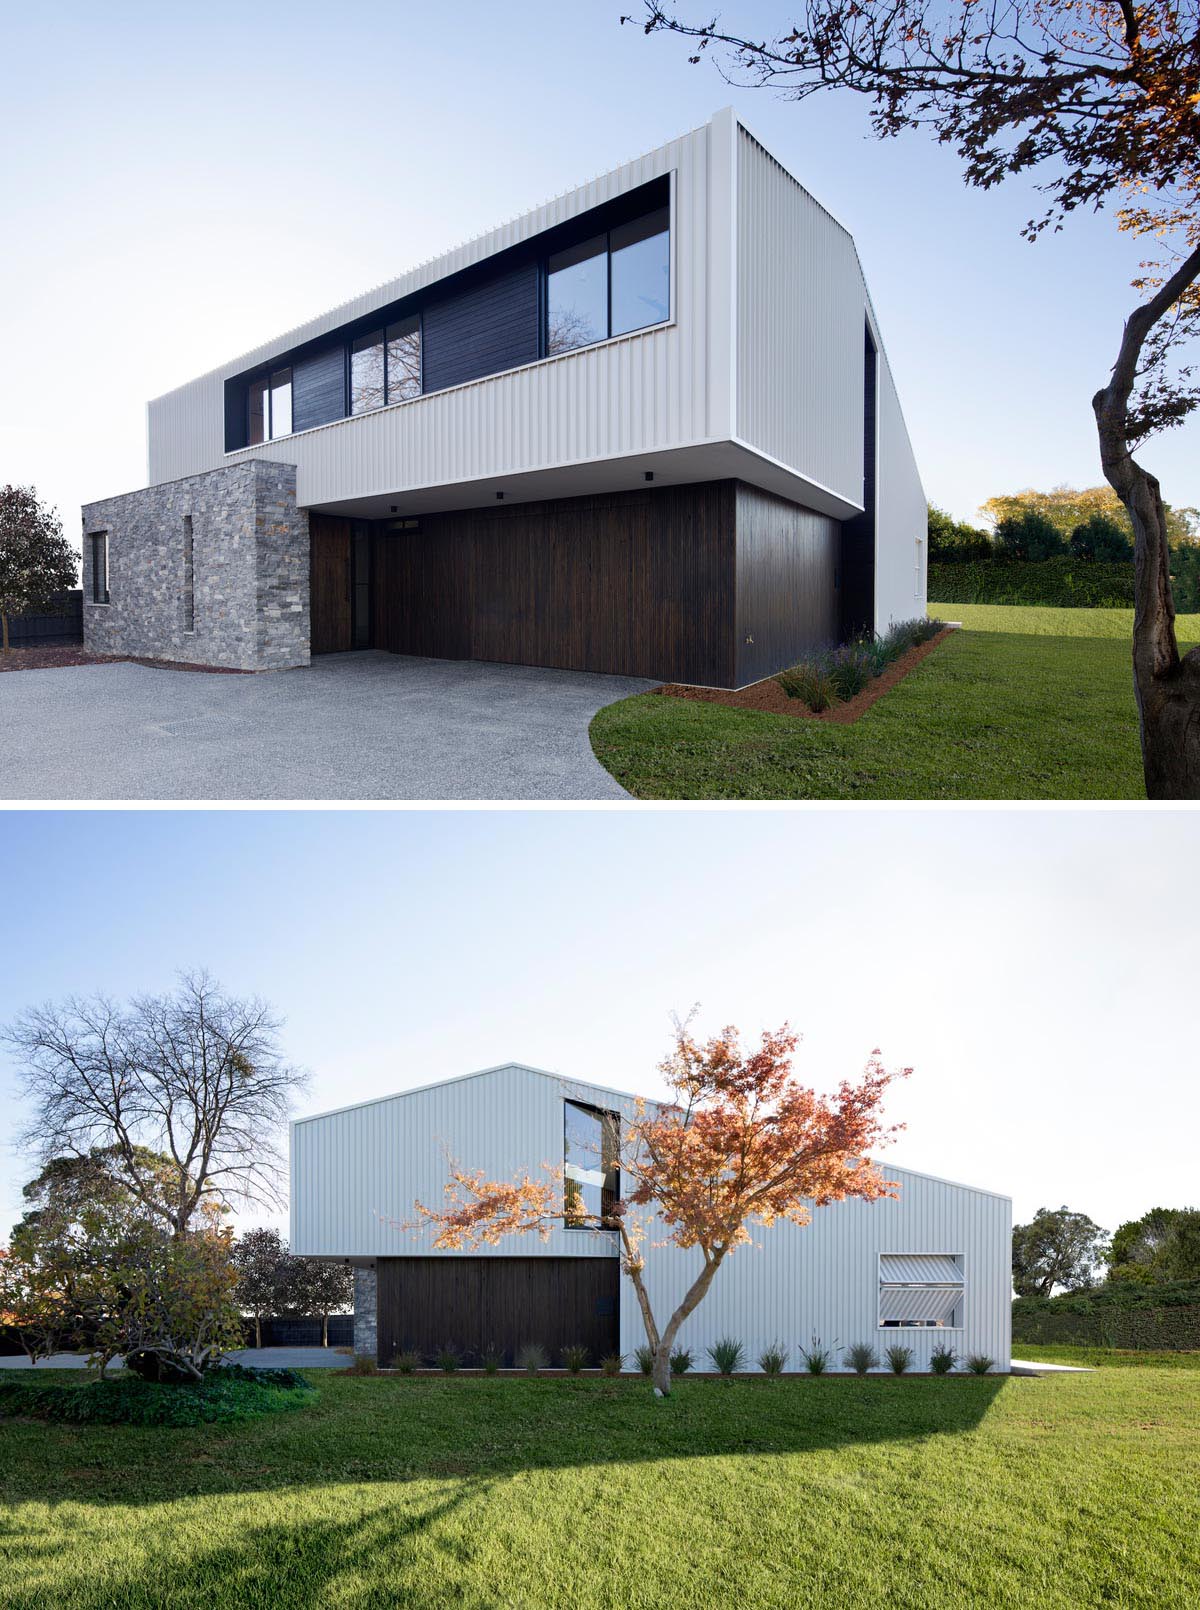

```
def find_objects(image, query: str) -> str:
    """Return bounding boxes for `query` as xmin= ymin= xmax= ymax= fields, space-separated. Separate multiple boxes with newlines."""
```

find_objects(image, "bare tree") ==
xmin=4 ymin=971 xmax=307 ymax=1238
xmin=629 ymin=0 xmax=1200 ymax=796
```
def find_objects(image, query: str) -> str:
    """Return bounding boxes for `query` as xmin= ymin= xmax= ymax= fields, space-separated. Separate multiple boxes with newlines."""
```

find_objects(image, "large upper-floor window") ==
xmin=352 ymin=316 xmax=423 ymax=414
xmin=547 ymin=204 xmax=669 ymax=355
xmin=248 ymin=367 xmax=292 ymax=444
xmin=564 ymin=1100 xmax=620 ymax=1229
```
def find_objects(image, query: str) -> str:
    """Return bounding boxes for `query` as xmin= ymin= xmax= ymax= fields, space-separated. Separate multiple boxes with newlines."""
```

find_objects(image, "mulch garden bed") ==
xmin=655 ymin=626 xmax=956 ymax=724
xmin=0 ymin=646 xmax=251 ymax=674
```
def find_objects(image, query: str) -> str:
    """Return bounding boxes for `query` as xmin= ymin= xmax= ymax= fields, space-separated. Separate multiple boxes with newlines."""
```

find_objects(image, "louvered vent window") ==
xmin=878 ymin=1254 xmax=963 ymax=1328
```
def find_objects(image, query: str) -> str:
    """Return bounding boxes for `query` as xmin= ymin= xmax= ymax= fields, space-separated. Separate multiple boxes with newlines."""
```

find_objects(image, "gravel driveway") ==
xmin=0 ymin=650 xmax=652 ymax=801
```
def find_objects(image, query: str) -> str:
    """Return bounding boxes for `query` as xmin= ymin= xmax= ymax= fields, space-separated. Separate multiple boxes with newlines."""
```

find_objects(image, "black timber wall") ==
xmin=376 ymin=1256 xmax=620 ymax=1367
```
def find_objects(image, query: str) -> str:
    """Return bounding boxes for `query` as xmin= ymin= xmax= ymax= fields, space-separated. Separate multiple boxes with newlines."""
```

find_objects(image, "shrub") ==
xmin=844 ymin=1343 xmax=878 ymax=1375
xmin=391 ymin=1349 xmax=421 ymax=1375
xmin=516 ymin=1343 xmax=548 ymax=1375
xmin=801 ymin=1338 xmax=835 ymax=1375
xmin=826 ymin=643 xmax=874 ymax=701
xmin=707 ymin=1336 xmax=745 ymax=1376
xmin=885 ymin=1344 xmax=913 ymax=1375
xmin=634 ymin=1344 xmax=655 ymax=1376
xmin=481 ymin=1344 xmax=503 ymax=1375
xmin=996 ymin=510 xmax=1066 ymax=561
xmin=966 ymin=1354 xmax=995 ymax=1374
xmin=928 ymin=504 xmax=994 ymax=562
xmin=436 ymin=1346 xmax=461 ymax=1374
xmin=930 ymin=1345 xmax=958 ymax=1375
xmin=600 ymin=1353 xmax=625 ymax=1377
xmin=561 ymin=1343 xmax=589 ymax=1375
xmin=669 ymin=1347 xmax=693 ymax=1377
xmin=348 ymin=1354 xmax=377 ymax=1376
xmin=757 ymin=1342 xmax=789 ymax=1376
xmin=928 ymin=557 xmax=1136 ymax=607
xmin=777 ymin=662 xmax=839 ymax=712
xmin=0 ymin=1368 xmax=312 ymax=1427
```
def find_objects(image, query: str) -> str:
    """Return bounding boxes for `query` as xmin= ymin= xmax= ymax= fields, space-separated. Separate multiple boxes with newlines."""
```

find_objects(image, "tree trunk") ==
xmin=646 ymin=1253 xmax=724 ymax=1397
xmin=322 ymin=1312 xmax=329 ymax=1347
xmin=255 ymin=1313 xmax=262 ymax=1349
xmin=1094 ymin=244 xmax=1200 ymax=799
xmin=1 ymin=612 xmax=9 ymax=654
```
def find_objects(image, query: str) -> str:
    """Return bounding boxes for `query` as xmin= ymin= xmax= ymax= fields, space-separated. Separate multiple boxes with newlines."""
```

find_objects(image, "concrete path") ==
xmin=1010 ymin=1359 xmax=1094 ymax=1375
xmin=0 ymin=651 xmax=652 ymax=801
xmin=0 ymin=1347 xmax=348 ymax=1370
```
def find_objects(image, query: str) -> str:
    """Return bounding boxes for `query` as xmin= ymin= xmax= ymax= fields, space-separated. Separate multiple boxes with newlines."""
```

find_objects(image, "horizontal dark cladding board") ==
xmin=293 ymin=343 xmax=346 ymax=432
xmin=373 ymin=482 xmax=738 ymax=685
xmin=422 ymin=259 xmax=540 ymax=393
xmin=376 ymin=1256 xmax=620 ymax=1367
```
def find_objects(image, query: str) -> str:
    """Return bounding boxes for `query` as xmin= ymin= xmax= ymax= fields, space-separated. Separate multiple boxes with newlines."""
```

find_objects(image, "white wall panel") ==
xmin=619 ymin=1164 xmax=1011 ymax=1371
xmin=735 ymin=128 xmax=864 ymax=504
xmin=874 ymin=335 xmax=929 ymax=627
xmin=290 ymin=1064 xmax=630 ymax=1261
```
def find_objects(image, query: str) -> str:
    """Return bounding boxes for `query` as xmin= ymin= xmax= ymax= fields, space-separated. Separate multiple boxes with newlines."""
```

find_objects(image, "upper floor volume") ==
xmin=84 ymin=110 xmax=926 ymax=686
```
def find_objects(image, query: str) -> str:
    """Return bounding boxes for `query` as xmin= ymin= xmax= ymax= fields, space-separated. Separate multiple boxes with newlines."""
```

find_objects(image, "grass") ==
xmin=589 ymin=605 xmax=1200 ymax=800
xmin=1 ymin=1370 xmax=1197 ymax=1608
xmin=1014 ymin=1342 xmax=1200 ymax=1370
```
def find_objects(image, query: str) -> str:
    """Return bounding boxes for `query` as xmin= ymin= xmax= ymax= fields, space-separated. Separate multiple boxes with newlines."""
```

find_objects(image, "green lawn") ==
xmin=2 ymin=1370 xmax=1197 ymax=1609
xmin=590 ymin=605 xmax=1200 ymax=800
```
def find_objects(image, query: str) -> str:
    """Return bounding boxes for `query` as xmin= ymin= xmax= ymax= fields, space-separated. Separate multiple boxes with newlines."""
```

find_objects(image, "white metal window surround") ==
xmin=878 ymin=1253 xmax=964 ymax=1328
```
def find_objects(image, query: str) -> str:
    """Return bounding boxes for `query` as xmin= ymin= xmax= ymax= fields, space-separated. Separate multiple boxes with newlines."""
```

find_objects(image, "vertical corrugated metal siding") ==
xmin=290 ymin=1066 xmax=626 ymax=1260
xmin=735 ymin=130 xmax=863 ymax=502
xmin=147 ymin=124 xmax=718 ymax=497
xmin=873 ymin=344 xmax=928 ymax=628
xmin=620 ymin=1166 xmax=1011 ymax=1370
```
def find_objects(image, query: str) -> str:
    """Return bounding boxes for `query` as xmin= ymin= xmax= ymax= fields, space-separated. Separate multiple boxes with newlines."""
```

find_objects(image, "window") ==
xmin=248 ymin=367 xmax=293 ymax=444
xmin=878 ymin=1255 xmax=963 ymax=1328
xmin=89 ymin=532 xmax=108 ymax=605
xmin=915 ymin=536 xmax=925 ymax=597
xmin=546 ymin=204 xmax=670 ymax=355
xmin=564 ymin=1101 xmax=619 ymax=1228
xmin=353 ymin=318 xmax=422 ymax=413
xmin=351 ymin=331 xmax=386 ymax=414
xmin=610 ymin=206 xmax=670 ymax=336
xmin=386 ymin=316 xmax=421 ymax=401
xmin=182 ymin=515 xmax=195 ymax=632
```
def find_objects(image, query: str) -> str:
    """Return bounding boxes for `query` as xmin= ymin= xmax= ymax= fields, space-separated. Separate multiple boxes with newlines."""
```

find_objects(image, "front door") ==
xmin=310 ymin=514 xmax=352 ymax=654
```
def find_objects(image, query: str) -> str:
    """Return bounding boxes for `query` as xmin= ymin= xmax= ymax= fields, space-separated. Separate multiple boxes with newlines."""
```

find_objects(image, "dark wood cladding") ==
xmin=375 ymin=1256 xmax=620 ymax=1367
xmin=422 ymin=259 xmax=540 ymax=393
xmin=309 ymin=514 xmax=352 ymax=654
xmin=374 ymin=482 xmax=738 ymax=686
xmin=734 ymin=484 xmax=839 ymax=686
xmin=293 ymin=342 xmax=346 ymax=432
xmin=223 ymin=378 xmax=247 ymax=453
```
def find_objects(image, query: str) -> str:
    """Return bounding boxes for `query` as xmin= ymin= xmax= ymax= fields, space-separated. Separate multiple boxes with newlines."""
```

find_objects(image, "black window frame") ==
xmin=247 ymin=366 xmax=294 ymax=446
xmin=563 ymin=1099 xmax=620 ymax=1231
xmin=541 ymin=201 xmax=670 ymax=360
xmin=88 ymin=531 xmax=109 ymax=605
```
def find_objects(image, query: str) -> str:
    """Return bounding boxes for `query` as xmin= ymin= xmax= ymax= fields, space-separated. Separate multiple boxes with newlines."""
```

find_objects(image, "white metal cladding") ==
xmin=147 ymin=117 xmax=731 ymax=497
xmin=873 ymin=336 xmax=929 ymax=628
xmin=619 ymin=1164 xmax=1011 ymax=1371
xmin=879 ymin=1254 xmax=962 ymax=1285
xmin=289 ymin=1063 xmax=635 ymax=1260
xmin=734 ymin=126 xmax=865 ymax=504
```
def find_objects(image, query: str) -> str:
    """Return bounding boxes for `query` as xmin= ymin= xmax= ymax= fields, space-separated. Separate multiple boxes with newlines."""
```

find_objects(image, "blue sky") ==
xmin=1 ymin=0 xmax=1196 ymax=545
xmin=1 ymin=808 xmax=1195 ymax=1243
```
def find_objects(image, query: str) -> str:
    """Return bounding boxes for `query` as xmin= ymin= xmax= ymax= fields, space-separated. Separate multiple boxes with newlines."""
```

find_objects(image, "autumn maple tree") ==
xmin=630 ymin=0 xmax=1200 ymax=797
xmin=416 ymin=1019 xmax=907 ymax=1395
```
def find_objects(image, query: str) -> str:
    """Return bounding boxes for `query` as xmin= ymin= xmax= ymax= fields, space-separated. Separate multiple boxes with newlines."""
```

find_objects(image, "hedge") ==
xmin=1013 ymin=1278 xmax=1200 ymax=1316
xmin=0 ymin=1363 xmax=313 ymax=1426
xmin=1012 ymin=1304 xmax=1200 ymax=1351
xmin=929 ymin=558 xmax=1135 ymax=607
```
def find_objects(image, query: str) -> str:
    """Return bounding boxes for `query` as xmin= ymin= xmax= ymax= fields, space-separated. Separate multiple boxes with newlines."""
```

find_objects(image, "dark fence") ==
xmin=5 ymin=589 xmax=83 ymax=647
xmin=240 ymin=1314 xmax=354 ymax=1348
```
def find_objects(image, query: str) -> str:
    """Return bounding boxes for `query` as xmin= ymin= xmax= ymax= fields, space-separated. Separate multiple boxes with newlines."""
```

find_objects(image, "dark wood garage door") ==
xmin=310 ymin=514 xmax=353 ymax=654
xmin=376 ymin=1256 xmax=619 ymax=1368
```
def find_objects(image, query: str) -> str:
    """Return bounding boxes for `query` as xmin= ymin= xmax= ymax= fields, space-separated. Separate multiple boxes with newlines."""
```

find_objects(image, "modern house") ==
xmin=289 ymin=1063 xmax=1011 ymax=1372
xmin=81 ymin=110 xmax=925 ymax=688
